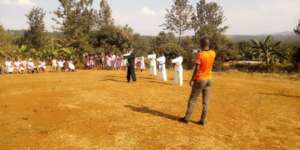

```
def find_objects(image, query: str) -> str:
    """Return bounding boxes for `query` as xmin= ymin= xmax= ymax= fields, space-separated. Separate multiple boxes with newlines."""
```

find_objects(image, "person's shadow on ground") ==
xmin=125 ymin=105 xmax=180 ymax=122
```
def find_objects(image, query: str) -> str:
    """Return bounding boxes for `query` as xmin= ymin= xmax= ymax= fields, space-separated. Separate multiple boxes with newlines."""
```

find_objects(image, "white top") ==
xmin=27 ymin=61 xmax=35 ymax=70
xmin=68 ymin=61 xmax=75 ymax=70
xmin=52 ymin=59 xmax=58 ymax=67
xmin=5 ymin=61 xmax=14 ymax=72
xmin=39 ymin=61 xmax=46 ymax=69
xmin=57 ymin=60 xmax=65 ymax=68
xmin=14 ymin=61 xmax=21 ymax=68
xmin=157 ymin=56 xmax=166 ymax=65
xmin=172 ymin=56 xmax=183 ymax=71
xmin=147 ymin=54 xmax=157 ymax=67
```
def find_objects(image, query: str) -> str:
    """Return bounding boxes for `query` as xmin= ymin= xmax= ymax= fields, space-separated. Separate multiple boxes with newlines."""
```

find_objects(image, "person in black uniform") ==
xmin=124 ymin=48 xmax=136 ymax=82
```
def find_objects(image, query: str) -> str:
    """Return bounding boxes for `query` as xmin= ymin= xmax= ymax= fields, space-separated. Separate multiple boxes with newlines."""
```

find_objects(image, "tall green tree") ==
xmin=53 ymin=0 xmax=95 ymax=59
xmin=192 ymin=0 xmax=227 ymax=38
xmin=22 ymin=7 xmax=47 ymax=50
xmin=97 ymin=0 xmax=114 ymax=28
xmin=192 ymin=0 xmax=230 ymax=70
xmin=162 ymin=0 xmax=193 ymax=44
xmin=0 ymin=25 xmax=16 ymax=59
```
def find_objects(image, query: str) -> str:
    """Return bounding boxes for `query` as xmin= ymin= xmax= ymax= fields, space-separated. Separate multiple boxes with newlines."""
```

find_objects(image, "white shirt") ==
xmin=171 ymin=56 xmax=183 ymax=71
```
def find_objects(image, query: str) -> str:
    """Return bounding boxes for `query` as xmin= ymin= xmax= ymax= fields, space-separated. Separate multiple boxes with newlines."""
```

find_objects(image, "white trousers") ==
xmin=174 ymin=70 xmax=183 ymax=86
xmin=159 ymin=65 xmax=167 ymax=81
xmin=150 ymin=65 xmax=157 ymax=76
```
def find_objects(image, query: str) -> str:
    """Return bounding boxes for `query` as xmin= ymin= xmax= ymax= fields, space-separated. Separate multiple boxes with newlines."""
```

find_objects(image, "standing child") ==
xmin=5 ymin=58 xmax=14 ymax=74
xmin=27 ymin=59 xmax=36 ymax=74
xmin=180 ymin=37 xmax=216 ymax=126
xmin=147 ymin=53 xmax=157 ymax=76
xmin=171 ymin=55 xmax=184 ymax=86
xmin=157 ymin=54 xmax=167 ymax=81
xmin=38 ymin=60 xmax=47 ymax=72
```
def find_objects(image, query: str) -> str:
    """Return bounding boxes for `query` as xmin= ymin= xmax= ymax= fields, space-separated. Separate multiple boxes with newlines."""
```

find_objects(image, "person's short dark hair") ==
xmin=200 ymin=37 xmax=210 ymax=49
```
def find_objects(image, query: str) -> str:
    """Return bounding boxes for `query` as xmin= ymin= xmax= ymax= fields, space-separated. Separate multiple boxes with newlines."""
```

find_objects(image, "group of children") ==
xmin=147 ymin=53 xmax=184 ymax=86
xmin=84 ymin=53 xmax=146 ymax=72
xmin=0 ymin=58 xmax=76 ymax=74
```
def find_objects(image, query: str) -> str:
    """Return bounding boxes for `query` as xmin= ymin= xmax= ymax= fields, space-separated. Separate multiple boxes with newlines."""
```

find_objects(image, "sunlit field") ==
xmin=0 ymin=70 xmax=299 ymax=150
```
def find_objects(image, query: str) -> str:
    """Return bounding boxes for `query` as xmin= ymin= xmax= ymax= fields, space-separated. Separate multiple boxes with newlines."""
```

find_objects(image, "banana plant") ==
xmin=250 ymin=35 xmax=287 ymax=68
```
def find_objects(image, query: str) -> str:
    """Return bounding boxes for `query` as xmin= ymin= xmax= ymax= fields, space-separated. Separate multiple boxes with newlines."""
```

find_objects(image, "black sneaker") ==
xmin=179 ymin=118 xmax=189 ymax=124
xmin=198 ymin=121 xmax=205 ymax=126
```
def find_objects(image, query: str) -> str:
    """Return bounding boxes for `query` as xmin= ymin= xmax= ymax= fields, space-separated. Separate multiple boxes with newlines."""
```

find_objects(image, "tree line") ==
xmin=0 ymin=0 xmax=299 ymax=72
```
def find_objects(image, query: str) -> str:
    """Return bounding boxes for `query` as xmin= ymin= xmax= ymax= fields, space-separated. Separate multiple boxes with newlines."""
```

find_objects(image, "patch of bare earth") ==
xmin=0 ymin=71 xmax=299 ymax=150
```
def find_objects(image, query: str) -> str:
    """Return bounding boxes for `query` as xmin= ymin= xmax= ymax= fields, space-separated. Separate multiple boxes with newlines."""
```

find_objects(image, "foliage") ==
xmin=238 ymin=41 xmax=259 ymax=61
xmin=53 ymin=0 xmax=95 ymax=56
xmin=90 ymin=25 xmax=134 ymax=53
xmin=250 ymin=35 xmax=287 ymax=70
xmin=20 ymin=7 xmax=47 ymax=50
xmin=162 ymin=0 xmax=193 ymax=43
xmin=96 ymin=0 xmax=114 ymax=28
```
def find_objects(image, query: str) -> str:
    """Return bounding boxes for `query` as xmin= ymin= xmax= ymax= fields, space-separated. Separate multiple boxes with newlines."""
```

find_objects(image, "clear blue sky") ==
xmin=0 ymin=0 xmax=299 ymax=35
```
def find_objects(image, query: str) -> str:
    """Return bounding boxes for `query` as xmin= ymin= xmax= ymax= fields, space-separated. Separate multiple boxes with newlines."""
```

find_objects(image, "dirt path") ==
xmin=0 ymin=71 xmax=299 ymax=150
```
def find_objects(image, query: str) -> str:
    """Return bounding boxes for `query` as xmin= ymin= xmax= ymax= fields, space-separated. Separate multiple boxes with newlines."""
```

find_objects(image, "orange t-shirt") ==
xmin=194 ymin=50 xmax=216 ymax=81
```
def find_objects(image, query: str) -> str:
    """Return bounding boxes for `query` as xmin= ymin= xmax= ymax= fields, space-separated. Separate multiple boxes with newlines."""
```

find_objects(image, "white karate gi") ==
xmin=38 ymin=61 xmax=46 ymax=70
xmin=52 ymin=59 xmax=58 ymax=71
xmin=171 ymin=56 xmax=184 ymax=86
xmin=147 ymin=54 xmax=157 ymax=76
xmin=14 ymin=61 xmax=22 ymax=73
xmin=157 ymin=55 xmax=167 ymax=81
xmin=27 ymin=61 xmax=36 ymax=71
xmin=57 ymin=60 xmax=65 ymax=70
xmin=68 ymin=61 xmax=76 ymax=71
xmin=140 ymin=56 xmax=145 ymax=70
xmin=5 ymin=61 xmax=14 ymax=73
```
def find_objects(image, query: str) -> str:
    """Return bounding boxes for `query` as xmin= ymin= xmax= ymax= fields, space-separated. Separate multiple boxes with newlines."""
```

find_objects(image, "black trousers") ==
xmin=127 ymin=66 xmax=136 ymax=82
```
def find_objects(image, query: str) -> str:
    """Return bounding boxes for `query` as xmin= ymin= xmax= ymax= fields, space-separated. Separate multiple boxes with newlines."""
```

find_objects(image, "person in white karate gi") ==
xmin=38 ymin=60 xmax=47 ymax=72
xmin=57 ymin=59 xmax=65 ymax=72
xmin=147 ymin=53 xmax=157 ymax=76
xmin=52 ymin=59 xmax=58 ymax=72
xmin=5 ymin=58 xmax=14 ymax=74
xmin=27 ymin=58 xmax=36 ymax=74
xmin=172 ymin=55 xmax=184 ymax=86
xmin=14 ymin=59 xmax=22 ymax=74
xmin=157 ymin=54 xmax=167 ymax=81
xmin=67 ymin=60 xmax=76 ymax=72
xmin=139 ymin=56 xmax=145 ymax=72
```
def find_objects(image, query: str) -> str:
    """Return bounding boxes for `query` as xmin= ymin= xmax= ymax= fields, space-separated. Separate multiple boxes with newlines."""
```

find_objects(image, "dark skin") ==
xmin=189 ymin=46 xmax=210 ymax=87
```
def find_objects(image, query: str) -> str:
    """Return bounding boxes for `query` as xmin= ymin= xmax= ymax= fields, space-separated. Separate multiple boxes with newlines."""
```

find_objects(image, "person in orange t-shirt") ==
xmin=180 ymin=37 xmax=216 ymax=126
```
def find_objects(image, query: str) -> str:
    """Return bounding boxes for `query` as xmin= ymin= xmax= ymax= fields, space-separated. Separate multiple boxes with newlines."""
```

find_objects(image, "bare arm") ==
xmin=190 ymin=64 xmax=199 ymax=87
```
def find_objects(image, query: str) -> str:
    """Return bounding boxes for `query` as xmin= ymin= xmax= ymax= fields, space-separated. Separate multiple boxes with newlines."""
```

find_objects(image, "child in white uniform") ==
xmin=5 ymin=59 xmax=14 ymax=74
xmin=68 ymin=60 xmax=76 ymax=72
xmin=57 ymin=60 xmax=65 ymax=72
xmin=52 ymin=59 xmax=58 ymax=72
xmin=157 ymin=55 xmax=167 ymax=81
xmin=172 ymin=56 xmax=184 ymax=86
xmin=27 ymin=59 xmax=36 ymax=74
xmin=38 ymin=61 xmax=46 ymax=72
xmin=14 ymin=60 xmax=22 ymax=74
xmin=147 ymin=54 xmax=157 ymax=76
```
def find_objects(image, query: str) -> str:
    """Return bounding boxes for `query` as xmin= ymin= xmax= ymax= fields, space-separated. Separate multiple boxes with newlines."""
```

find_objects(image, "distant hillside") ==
xmin=227 ymin=32 xmax=300 ymax=46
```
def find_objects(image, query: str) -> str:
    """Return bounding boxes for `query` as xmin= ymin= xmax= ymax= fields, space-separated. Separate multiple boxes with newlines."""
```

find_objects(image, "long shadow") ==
xmin=259 ymin=93 xmax=300 ymax=99
xmin=125 ymin=105 xmax=180 ymax=122
xmin=99 ymin=78 xmax=126 ymax=83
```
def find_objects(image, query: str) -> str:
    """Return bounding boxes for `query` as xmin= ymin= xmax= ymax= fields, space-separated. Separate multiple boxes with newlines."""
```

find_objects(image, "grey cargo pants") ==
xmin=184 ymin=80 xmax=212 ymax=123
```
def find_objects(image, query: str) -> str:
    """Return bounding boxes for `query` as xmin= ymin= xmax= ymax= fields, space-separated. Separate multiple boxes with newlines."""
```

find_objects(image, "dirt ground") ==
xmin=0 ymin=70 xmax=299 ymax=150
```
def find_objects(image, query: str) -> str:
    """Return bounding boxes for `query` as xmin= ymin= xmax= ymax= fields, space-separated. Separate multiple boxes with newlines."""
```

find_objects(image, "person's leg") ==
xmin=199 ymin=80 xmax=212 ymax=124
xmin=184 ymin=81 xmax=206 ymax=122
xmin=131 ymin=67 xmax=136 ymax=81
xmin=127 ymin=67 xmax=131 ymax=82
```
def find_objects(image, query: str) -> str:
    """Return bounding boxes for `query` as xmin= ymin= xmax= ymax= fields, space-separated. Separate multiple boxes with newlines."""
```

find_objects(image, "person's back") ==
xmin=194 ymin=50 xmax=216 ymax=81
